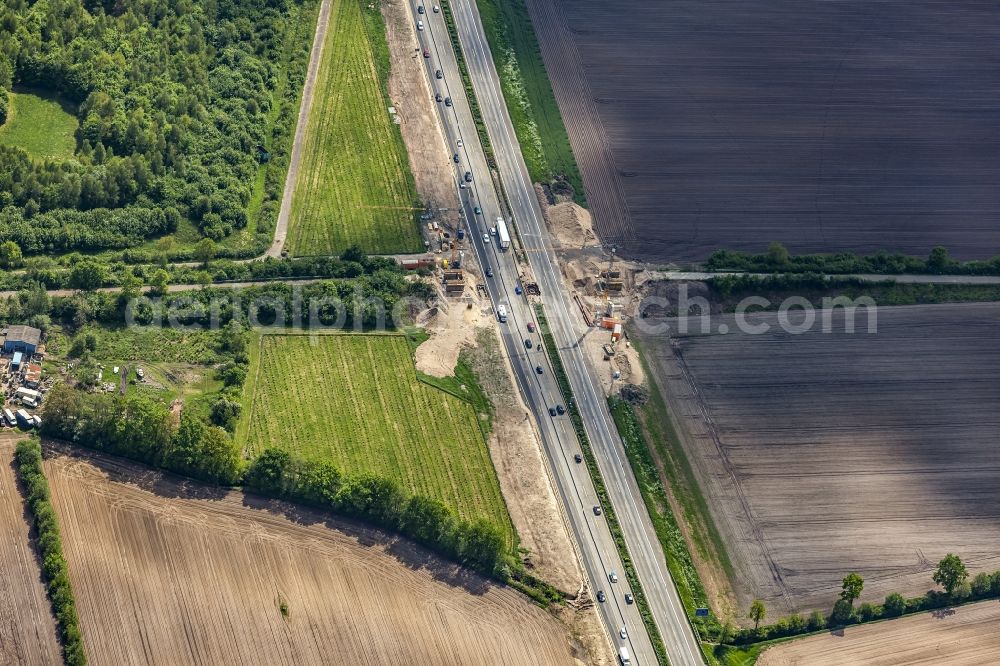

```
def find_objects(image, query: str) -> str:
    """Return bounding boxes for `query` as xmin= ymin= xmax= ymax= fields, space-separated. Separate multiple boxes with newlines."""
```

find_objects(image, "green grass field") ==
xmin=287 ymin=0 xmax=422 ymax=256
xmin=239 ymin=334 xmax=512 ymax=541
xmin=473 ymin=0 xmax=585 ymax=205
xmin=0 ymin=89 xmax=77 ymax=160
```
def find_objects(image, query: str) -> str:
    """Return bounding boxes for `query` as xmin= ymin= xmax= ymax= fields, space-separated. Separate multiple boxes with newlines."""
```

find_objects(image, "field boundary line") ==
xmin=271 ymin=0 xmax=334 ymax=258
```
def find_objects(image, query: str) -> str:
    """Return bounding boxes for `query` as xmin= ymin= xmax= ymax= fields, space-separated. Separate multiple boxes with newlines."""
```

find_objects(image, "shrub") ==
xmin=884 ymin=592 xmax=906 ymax=617
xmin=807 ymin=610 xmax=826 ymax=631
xmin=971 ymin=573 xmax=992 ymax=598
xmin=858 ymin=602 xmax=879 ymax=622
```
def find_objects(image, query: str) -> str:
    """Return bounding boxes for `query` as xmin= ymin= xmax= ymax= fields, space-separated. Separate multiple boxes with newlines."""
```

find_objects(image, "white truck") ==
xmin=618 ymin=646 xmax=631 ymax=665
xmin=496 ymin=304 xmax=508 ymax=322
xmin=496 ymin=217 xmax=511 ymax=250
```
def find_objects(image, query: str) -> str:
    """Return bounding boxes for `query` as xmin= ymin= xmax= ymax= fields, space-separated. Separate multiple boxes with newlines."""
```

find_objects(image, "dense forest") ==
xmin=0 ymin=0 xmax=313 ymax=254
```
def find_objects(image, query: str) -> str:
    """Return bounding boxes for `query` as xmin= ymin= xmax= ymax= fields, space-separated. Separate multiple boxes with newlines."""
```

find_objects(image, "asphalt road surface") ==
xmin=408 ymin=1 xmax=659 ymax=663
xmin=410 ymin=2 xmax=704 ymax=664
xmin=434 ymin=1 xmax=706 ymax=664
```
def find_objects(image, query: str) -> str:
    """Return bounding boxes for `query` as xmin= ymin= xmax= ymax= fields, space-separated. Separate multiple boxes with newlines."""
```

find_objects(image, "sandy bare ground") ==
xmin=758 ymin=600 xmax=1000 ymax=666
xmin=635 ymin=303 xmax=1000 ymax=617
xmin=44 ymin=445 xmax=584 ymax=666
xmin=536 ymin=184 xmax=598 ymax=251
xmin=414 ymin=278 xmax=485 ymax=378
xmin=0 ymin=435 xmax=61 ymax=664
xmin=383 ymin=0 xmax=461 ymax=227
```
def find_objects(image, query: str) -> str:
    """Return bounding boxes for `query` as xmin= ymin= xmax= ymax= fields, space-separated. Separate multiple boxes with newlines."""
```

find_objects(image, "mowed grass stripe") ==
xmin=288 ymin=0 xmax=421 ymax=255
xmin=242 ymin=335 xmax=512 ymax=543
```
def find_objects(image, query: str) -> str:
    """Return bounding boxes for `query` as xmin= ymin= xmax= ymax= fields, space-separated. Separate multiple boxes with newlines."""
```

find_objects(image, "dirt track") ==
xmin=758 ymin=600 xmax=1000 ymax=665
xmin=0 ymin=436 xmax=61 ymax=664
xmin=271 ymin=0 xmax=332 ymax=257
xmin=45 ymin=446 xmax=583 ymax=666
xmin=636 ymin=303 xmax=1000 ymax=616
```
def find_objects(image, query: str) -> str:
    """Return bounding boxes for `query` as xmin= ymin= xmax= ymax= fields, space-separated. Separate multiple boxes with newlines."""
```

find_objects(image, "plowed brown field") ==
xmin=0 ymin=435 xmax=61 ymax=664
xmin=528 ymin=0 xmax=1000 ymax=261
xmin=758 ymin=600 xmax=1000 ymax=666
xmin=636 ymin=303 xmax=1000 ymax=615
xmin=45 ymin=446 xmax=583 ymax=666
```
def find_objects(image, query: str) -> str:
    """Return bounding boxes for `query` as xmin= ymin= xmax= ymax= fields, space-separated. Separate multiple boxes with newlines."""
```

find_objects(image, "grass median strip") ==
xmin=535 ymin=306 xmax=669 ymax=666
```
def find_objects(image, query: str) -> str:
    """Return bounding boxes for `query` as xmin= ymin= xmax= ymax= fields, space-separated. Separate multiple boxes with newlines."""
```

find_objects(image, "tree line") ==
xmin=718 ymin=554 xmax=999 ymax=648
xmin=13 ymin=439 xmax=87 ymax=665
xmin=0 ymin=244 xmax=409 ymax=293
xmin=707 ymin=243 xmax=1000 ymax=276
xmin=39 ymin=389 xmax=510 ymax=578
xmin=245 ymin=449 xmax=509 ymax=576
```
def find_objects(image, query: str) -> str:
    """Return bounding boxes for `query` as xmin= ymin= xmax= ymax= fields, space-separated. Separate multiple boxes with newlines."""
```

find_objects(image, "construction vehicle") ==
xmin=496 ymin=217 xmax=511 ymax=250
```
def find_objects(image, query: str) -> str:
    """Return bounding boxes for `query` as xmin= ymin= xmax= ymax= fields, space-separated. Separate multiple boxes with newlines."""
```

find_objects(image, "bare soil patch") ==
xmin=45 ymin=446 xmax=584 ymax=666
xmin=758 ymin=600 xmax=1000 ymax=666
xmin=0 ymin=435 xmax=62 ymax=664
xmin=536 ymin=184 xmax=597 ymax=251
xmin=415 ymin=277 xmax=485 ymax=378
xmin=383 ymin=0 xmax=460 ymax=227
xmin=635 ymin=303 xmax=1000 ymax=616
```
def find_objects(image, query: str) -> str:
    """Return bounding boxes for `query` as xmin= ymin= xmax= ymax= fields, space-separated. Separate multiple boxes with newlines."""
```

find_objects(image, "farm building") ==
xmin=2 ymin=325 xmax=42 ymax=355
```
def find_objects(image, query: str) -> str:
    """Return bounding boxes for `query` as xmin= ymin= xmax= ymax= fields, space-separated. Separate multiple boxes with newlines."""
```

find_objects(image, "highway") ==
xmin=416 ymin=2 xmax=706 ymax=665
xmin=408 ymin=2 xmax=658 ymax=663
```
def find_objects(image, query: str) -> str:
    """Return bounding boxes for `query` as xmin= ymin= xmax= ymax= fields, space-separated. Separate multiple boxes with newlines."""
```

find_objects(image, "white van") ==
xmin=619 ymin=646 xmax=631 ymax=666
xmin=496 ymin=304 xmax=507 ymax=322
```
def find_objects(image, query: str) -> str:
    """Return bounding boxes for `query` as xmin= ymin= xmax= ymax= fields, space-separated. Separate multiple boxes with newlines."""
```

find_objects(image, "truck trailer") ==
xmin=496 ymin=217 xmax=511 ymax=250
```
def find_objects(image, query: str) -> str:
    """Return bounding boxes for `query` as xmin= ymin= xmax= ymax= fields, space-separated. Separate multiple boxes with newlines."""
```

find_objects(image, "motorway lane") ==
xmin=443 ymin=1 xmax=706 ymax=664
xmin=409 ymin=2 xmax=656 ymax=663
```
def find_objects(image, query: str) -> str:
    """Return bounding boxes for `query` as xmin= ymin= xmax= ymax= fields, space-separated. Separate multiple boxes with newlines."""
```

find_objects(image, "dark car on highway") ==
xmin=464 ymin=171 xmax=472 ymax=182
xmin=556 ymin=404 xmax=566 ymax=415
xmin=548 ymin=407 xmax=557 ymax=416
xmin=445 ymin=96 xmax=453 ymax=107
xmin=597 ymin=590 xmax=606 ymax=603
xmin=435 ymin=69 xmax=442 ymax=79
xmin=524 ymin=339 xmax=533 ymax=349
xmin=535 ymin=365 xmax=543 ymax=375
xmin=453 ymin=153 xmax=460 ymax=163
xmin=574 ymin=453 xmax=582 ymax=463
xmin=423 ymin=49 xmax=430 ymax=58
xmin=435 ymin=92 xmax=442 ymax=102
